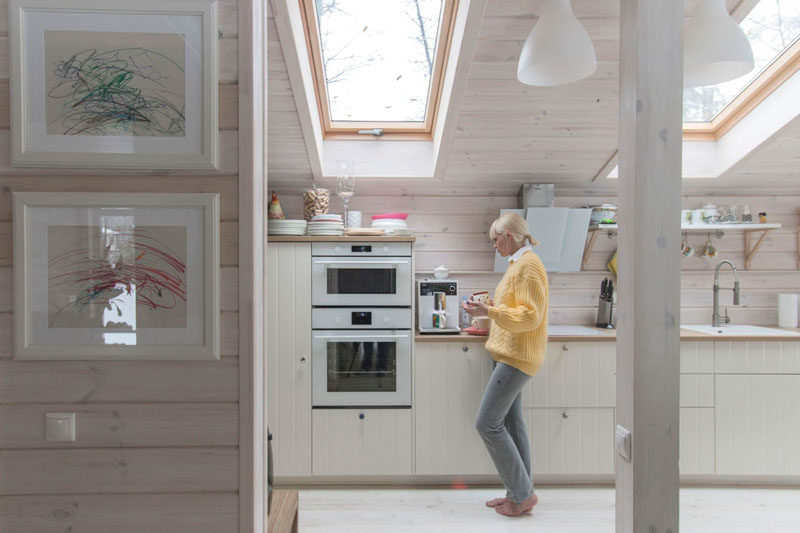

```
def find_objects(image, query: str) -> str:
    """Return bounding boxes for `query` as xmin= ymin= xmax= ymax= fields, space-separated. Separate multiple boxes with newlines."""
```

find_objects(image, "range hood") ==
xmin=493 ymin=207 xmax=592 ymax=273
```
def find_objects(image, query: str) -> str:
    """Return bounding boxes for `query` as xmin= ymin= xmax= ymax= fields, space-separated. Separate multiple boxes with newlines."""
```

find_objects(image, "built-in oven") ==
xmin=311 ymin=242 xmax=412 ymax=307
xmin=311 ymin=307 xmax=411 ymax=407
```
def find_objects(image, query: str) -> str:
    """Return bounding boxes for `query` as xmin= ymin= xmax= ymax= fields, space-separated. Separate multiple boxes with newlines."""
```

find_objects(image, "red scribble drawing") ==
xmin=47 ymin=226 xmax=187 ymax=328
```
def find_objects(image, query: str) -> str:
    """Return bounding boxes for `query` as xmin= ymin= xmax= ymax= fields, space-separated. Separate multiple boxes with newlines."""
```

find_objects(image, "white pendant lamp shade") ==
xmin=684 ymin=0 xmax=754 ymax=88
xmin=517 ymin=0 xmax=597 ymax=86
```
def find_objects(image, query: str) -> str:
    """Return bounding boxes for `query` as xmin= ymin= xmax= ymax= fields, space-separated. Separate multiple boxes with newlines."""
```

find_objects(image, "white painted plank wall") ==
xmin=0 ymin=2 xmax=242 ymax=529
xmin=275 ymin=193 xmax=800 ymax=326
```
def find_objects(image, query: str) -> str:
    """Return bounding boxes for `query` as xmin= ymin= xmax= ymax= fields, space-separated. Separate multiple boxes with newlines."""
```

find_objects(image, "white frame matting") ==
xmin=13 ymin=192 xmax=220 ymax=360
xmin=9 ymin=0 xmax=219 ymax=169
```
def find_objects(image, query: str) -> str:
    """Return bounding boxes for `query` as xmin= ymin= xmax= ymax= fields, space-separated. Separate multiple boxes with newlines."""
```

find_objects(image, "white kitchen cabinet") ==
xmin=680 ymin=341 xmax=715 ymax=373
xmin=715 ymin=374 xmax=800 ymax=475
xmin=312 ymin=409 xmax=412 ymax=475
xmin=414 ymin=342 xmax=495 ymax=475
xmin=680 ymin=408 xmax=715 ymax=475
xmin=680 ymin=374 xmax=714 ymax=408
xmin=715 ymin=341 xmax=800 ymax=374
xmin=529 ymin=407 xmax=615 ymax=475
xmin=267 ymin=243 xmax=312 ymax=477
xmin=525 ymin=342 xmax=616 ymax=408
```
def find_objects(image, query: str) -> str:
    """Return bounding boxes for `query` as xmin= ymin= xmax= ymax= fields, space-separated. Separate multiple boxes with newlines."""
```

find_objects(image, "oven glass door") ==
xmin=312 ymin=330 xmax=411 ymax=406
xmin=312 ymin=258 xmax=411 ymax=306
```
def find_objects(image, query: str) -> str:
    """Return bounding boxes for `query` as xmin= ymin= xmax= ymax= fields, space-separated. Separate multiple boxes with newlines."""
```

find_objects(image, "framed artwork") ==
xmin=9 ymin=0 xmax=219 ymax=169
xmin=13 ymin=192 xmax=220 ymax=360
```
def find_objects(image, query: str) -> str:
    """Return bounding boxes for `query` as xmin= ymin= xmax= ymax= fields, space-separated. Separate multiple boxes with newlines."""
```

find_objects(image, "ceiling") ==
xmin=267 ymin=0 xmax=800 ymax=196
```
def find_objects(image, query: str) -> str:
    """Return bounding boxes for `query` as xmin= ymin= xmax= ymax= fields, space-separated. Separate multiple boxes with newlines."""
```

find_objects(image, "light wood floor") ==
xmin=297 ymin=486 xmax=800 ymax=532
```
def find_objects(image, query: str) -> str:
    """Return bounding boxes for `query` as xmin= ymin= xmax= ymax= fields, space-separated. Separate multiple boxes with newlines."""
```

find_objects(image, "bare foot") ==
xmin=485 ymin=497 xmax=509 ymax=508
xmin=495 ymin=493 xmax=538 ymax=517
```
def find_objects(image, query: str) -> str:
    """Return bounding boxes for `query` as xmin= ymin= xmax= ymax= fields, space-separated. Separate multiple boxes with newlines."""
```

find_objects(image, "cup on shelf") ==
xmin=701 ymin=236 xmax=718 ymax=259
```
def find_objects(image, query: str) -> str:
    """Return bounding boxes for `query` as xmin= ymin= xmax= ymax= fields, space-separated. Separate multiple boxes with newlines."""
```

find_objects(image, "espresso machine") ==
xmin=417 ymin=279 xmax=460 ymax=334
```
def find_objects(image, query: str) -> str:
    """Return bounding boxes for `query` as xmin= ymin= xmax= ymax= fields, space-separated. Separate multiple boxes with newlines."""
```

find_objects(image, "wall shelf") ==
xmin=582 ymin=223 xmax=784 ymax=271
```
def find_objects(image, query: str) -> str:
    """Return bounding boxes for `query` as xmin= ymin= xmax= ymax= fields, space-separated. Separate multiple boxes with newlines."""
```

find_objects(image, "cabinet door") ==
xmin=680 ymin=408 xmax=715 ymax=475
xmin=267 ymin=243 xmax=312 ymax=476
xmin=529 ymin=407 xmax=615 ymax=475
xmin=414 ymin=342 xmax=495 ymax=475
xmin=716 ymin=374 xmax=800 ymax=475
xmin=525 ymin=342 xmax=616 ymax=408
xmin=714 ymin=341 xmax=800 ymax=374
xmin=312 ymin=409 xmax=412 ymax=475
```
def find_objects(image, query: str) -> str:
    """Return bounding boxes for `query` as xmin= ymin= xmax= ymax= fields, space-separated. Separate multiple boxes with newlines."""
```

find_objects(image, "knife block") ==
xmin=595 ymin=297 xmax=614 ymax=329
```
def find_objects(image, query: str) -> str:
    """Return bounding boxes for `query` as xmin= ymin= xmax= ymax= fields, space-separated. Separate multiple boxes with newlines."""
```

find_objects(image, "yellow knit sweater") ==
xmin=485 ymin=250 xmax=549 ymax=376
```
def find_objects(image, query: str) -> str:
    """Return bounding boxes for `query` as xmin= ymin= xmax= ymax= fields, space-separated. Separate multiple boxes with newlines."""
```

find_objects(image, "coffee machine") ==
xmin=417 ymin=279 xmax=460 ymax=334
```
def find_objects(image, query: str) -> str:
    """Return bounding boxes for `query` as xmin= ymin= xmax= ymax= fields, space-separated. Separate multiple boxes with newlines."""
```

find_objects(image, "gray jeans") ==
xmin=475 ymin=361 xmax=534 ymax=504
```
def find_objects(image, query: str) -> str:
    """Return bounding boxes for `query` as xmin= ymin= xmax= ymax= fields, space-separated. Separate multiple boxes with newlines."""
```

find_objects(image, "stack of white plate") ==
xmin=268 ymin=219 xmax=307 ymax=236
xmin=371 ymin=218 xmax=413 ymax=235
xmin=307 ymin=220 xmax=344 ymax=236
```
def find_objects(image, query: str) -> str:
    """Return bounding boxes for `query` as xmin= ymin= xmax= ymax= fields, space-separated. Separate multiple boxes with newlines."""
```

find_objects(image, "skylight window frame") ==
xmin=683 ymin=19 xmax=800 ymax=141
xmin=299 ymin=0 xmax=459 ymax=139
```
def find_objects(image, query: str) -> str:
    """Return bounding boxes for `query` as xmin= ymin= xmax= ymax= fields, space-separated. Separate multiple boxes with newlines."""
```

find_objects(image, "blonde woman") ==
xmin=462 ymin=212 xmax=548 ymax=517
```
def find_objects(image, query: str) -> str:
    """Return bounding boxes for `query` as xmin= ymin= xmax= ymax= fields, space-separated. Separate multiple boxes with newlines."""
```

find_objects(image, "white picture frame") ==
xmin=13 ymin=192 xmax=220 ymax=360
xmin=9 ymin=0 xmax=219 ymax=169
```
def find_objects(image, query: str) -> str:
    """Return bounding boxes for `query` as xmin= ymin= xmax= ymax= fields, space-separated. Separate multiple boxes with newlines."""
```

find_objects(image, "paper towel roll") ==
xmin=778 ymin=293 xmax=799 ymax=328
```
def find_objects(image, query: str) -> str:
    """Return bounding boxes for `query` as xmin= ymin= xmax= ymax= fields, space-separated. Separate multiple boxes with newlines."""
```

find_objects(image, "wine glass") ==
xmin=336 ymin=160 xmax=356 ymax=228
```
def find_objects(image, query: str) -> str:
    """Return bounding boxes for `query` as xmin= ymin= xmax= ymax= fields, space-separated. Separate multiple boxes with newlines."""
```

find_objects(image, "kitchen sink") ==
xmin=681 ymin=324 xmax=800 ymax=336
xmin=548 ymin=325 xmax=614 ymax=336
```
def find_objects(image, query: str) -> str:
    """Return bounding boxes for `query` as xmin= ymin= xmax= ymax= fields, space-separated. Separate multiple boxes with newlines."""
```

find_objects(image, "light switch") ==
xmin=616 ymin=424 xmax=631 ymax=463
xmin=45 ymin=412 xmax=76 ymax=442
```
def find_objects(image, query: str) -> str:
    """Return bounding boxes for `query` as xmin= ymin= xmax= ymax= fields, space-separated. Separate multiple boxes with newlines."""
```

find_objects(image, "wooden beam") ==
xmin=616 ymin=1 xmax=682 ymax=531
xmin=239 ymin=0 xmax=268 ymax=531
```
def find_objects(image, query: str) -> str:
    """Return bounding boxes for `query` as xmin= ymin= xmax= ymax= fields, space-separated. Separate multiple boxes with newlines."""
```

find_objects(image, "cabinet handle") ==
xmin=561 ymin=345 xmax=569 ymax=352
xmin=462 ymin=345 xmax=469 ymax=352
xmin=562 ymin=411 xmax=569 ymax=419
xmin=359 ymin=413 xmax=365 ymax=420
xmin=300 ymin=356 xmax=307 ymax=365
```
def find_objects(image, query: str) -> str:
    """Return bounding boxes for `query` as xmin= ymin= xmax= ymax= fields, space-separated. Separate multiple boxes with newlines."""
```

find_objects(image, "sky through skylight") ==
xmin=683 ymin=0 xmax=800 ymax=123
xmin=314 ymin=0 xmax=445 ymax=123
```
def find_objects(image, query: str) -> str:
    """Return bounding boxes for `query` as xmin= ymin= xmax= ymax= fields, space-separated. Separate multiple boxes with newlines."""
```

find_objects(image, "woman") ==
xmin=462 ymin=212 xmax=549 ymax=517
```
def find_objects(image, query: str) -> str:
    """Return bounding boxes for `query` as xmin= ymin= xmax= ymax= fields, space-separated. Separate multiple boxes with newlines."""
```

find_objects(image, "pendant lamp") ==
xmin=684 ymin=0 xmax=754 ymax=88
xmin=517 ymin=0 xmax=597 ymax=86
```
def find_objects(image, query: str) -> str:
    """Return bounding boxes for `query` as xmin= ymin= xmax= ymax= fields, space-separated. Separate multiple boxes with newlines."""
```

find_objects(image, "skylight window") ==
xmin=683 ymin=0 xmax=800 ymax=123
xmin=301 ymin=0 xmax=457 ymax=136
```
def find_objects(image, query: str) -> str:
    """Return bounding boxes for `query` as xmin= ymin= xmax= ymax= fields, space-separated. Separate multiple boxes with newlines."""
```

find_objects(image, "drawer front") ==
xmin=528 ymin=407 xmax=615 ymax=475
xmin=680 ymin=407 xmax=715 ymax=475
xmin=680 ymin=341 xmax=715 ymax=373
xmin=312 ymin=409 xmax=412 ymax=476
xmin=714 ymin=341 xmax=800 ymax=374
xmin=680 ymin=374 xmax=714 ymax=408
xmin=526 ymin=342 xmax=616 ymax=408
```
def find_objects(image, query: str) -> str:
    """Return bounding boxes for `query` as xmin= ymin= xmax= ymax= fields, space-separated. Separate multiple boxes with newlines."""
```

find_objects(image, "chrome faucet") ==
xmin=712 ymin=260 xmax=741 ymax=327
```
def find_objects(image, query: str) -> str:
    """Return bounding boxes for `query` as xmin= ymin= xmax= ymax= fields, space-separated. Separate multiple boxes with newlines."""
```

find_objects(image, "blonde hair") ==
xmin=489 ymin=212 xmax=539 ymax=247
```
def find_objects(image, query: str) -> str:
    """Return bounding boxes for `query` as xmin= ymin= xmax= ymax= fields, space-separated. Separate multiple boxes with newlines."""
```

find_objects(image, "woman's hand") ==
xmin=462 ymin=299 xmax=490 ymax=317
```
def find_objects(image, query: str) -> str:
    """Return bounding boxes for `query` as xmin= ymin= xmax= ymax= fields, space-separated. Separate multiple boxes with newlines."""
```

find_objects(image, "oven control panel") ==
xmin=312 ymin=308 xmax=412 ymax=329
xmin=312 ymin=242 xmax=412 ymax=257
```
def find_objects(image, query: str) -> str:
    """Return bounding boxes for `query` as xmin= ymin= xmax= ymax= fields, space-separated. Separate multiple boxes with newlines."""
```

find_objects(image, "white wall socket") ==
xmin=45 ymin=412 xmax=76 ymax=442
xmin=616 ymin=424 xmax=632 ymax=462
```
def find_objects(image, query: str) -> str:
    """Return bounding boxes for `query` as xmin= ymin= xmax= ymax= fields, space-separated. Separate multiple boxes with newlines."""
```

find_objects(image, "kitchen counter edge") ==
xmin=268 ymin=235 xmax=416 ymax=242
xmin=415 ymin=327 xmax=800 ymax=343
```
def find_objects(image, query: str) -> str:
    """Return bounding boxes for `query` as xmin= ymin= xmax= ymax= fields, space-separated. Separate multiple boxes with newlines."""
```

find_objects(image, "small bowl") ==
xmin=433 ymin=265 xmax=449 ymax=279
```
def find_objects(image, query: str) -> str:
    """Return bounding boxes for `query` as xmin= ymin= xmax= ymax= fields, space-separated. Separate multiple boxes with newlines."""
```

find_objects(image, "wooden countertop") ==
xmin=268 ymin=235 xmax=416 ymax=242
xmin=415 ymin=327 xmax=800 ymax=343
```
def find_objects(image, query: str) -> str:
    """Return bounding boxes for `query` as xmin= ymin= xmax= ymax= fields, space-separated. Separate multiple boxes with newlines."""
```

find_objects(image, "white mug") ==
xmin=471 ymin=316 xmax=491 ymax=330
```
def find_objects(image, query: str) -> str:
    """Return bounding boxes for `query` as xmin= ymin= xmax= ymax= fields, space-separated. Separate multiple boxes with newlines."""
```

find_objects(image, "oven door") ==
xmin=312 ymin=257 xmax=411 ymax=306
xmin=312 ymin=329 xmax=411 ymax=407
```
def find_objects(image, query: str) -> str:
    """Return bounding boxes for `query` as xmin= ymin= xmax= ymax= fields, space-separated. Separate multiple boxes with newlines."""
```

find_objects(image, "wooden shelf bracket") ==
xmin=744 ymin=228 xmax=775 ymax=270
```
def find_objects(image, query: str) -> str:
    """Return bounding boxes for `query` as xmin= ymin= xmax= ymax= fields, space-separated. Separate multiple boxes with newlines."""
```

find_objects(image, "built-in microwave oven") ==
xmin=311 ymin=242 xmax=412 ymax=307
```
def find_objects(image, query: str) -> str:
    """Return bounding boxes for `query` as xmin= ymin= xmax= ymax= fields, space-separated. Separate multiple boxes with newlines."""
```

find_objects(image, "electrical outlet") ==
xmin=616 ymin=424 xmax=631 ymax=462
xmin=45 ymin=412 xmax=76 ymax=442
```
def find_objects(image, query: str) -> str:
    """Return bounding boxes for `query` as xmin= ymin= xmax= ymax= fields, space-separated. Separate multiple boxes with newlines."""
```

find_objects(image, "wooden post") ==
xmin=616 ymin=1 xmax=683 ymax=531
xmin=239 ymin=0 xmax=268 ymax=531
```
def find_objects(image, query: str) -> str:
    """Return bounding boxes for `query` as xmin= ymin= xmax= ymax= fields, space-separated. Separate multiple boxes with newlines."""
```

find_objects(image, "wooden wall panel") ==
xmin=0 ymin=448 xmax=238 ymax=494
xmin=0 ymin=403 xmax=238 ymax=449
xmin=274 ymin=193 xmax=800 ymax=326
xmin=0 ymin=493 xmax=238 ymax=533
